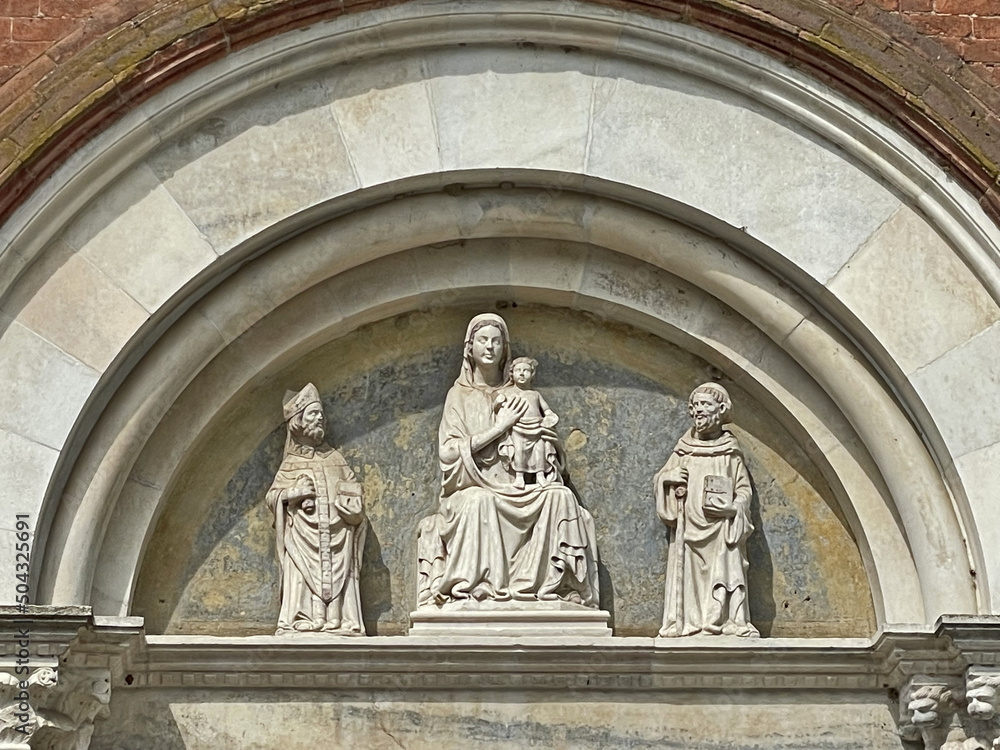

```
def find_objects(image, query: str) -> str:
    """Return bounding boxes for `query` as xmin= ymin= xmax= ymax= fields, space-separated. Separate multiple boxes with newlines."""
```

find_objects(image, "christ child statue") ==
xmin=496 ymin=357 xmax=562 ymax=489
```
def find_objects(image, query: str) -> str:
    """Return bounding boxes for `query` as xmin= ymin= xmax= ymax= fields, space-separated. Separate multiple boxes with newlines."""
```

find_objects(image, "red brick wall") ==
xmin=0 ymin=0 xmax=998 ymax=226
xmin=893 ymin=0 xmax=1000 ymax=85
xmin=3 ymin=0 xmax=993 ymax=84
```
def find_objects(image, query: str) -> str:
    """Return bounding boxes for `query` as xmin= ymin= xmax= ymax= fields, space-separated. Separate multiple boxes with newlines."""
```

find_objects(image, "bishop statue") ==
xmin=267 ymin=384 xmax=366 ymax=635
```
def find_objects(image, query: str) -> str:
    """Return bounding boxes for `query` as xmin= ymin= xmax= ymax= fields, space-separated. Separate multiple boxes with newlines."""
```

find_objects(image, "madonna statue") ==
xmin=415 ymin=313 xmax=601 ymax=609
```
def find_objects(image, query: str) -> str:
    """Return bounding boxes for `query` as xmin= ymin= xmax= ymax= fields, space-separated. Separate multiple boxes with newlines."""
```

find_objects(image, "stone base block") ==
xmin=408 ymin=600 xmax=612 ymax=636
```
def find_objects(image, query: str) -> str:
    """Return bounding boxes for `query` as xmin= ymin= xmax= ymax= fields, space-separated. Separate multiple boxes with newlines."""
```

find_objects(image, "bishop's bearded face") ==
xmin=292 ymin=403 xmax=326 ymax=446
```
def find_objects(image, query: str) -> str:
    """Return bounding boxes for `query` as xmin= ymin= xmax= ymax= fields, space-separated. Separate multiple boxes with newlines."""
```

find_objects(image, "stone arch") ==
xmin=1 ymin=0 xmax=998 ymax=233
xmin=0 ymin=1 xmax=994 ymax=630
xmin=81 ymin=186 xmax=920 ymax=632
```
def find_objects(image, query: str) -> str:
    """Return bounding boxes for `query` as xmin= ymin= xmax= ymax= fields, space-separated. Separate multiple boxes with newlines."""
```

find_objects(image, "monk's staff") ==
xmin=673 ymin=480 xmax=688 ymax=634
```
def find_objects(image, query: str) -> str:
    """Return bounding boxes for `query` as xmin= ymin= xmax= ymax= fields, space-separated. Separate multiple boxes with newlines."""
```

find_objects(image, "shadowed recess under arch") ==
xmin=133 ymin=305 xmax=874 ymax=637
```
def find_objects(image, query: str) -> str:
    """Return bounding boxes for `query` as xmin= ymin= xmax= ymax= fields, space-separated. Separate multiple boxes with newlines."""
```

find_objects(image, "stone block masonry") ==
xmin=0 ymin=0 xmax=998 ymax=238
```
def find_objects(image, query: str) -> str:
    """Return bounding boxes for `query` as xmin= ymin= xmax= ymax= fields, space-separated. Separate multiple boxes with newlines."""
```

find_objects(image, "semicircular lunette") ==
xmin=67 ymin=211 xmax=937 ymax=631
xmin=132 ymin=304 xmax=875 ymax=638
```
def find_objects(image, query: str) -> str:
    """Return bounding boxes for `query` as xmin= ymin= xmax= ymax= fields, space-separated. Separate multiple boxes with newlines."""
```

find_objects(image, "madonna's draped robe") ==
xmin=417 ymin=320 xmax=599 ymax=608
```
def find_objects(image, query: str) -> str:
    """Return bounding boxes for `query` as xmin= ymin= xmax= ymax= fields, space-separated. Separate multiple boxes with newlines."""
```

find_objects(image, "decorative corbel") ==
xmin=966 ymin=670 xmax=1000 ymax=721
xmin=895 ymin=670 xmax=1000 ymax=750
xmin=954 ymin=668 xmax=1000 ymax=750
xmin=899 ymin=676 xmax=964 ymax=748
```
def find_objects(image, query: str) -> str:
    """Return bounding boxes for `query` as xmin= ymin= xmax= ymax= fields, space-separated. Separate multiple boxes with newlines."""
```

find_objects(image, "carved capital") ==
xmin=29 ymin=665 xmax=110 ymax=750
xmin=0 ymin=663 xmax=114 ymax=750
xmin=0 ymin=664 xmax=59 ymax=749
xmin=881 ymin=621 xmax=1000 ymax=748
xmin=912 ymin=682 xmax=959 ymax=728
xmin=898 ymin=676 xmax=963 ymax=746
xmin=967 ymin=669 xmax=1000 ymax=721
xmin=895 ymin=669 xmax=1000 ymax=749
xmin=0 ymin=608 xmax=142 ymax=750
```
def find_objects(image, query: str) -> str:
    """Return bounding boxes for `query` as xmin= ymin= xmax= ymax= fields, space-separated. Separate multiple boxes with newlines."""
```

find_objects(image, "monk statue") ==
xmin=655 ymin=383 xmax=758 ymax=637
xmin=267 ymin=384 xmax=366 ymax=635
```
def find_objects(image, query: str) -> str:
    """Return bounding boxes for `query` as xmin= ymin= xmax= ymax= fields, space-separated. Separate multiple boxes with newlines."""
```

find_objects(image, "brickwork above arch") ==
xmin=0 ymin=0 xmax=999 ymax=233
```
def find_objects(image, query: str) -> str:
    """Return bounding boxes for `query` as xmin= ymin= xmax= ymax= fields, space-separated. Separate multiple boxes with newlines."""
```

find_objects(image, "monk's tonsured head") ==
xmin=688 ymin=382 xmax=732 ymax=438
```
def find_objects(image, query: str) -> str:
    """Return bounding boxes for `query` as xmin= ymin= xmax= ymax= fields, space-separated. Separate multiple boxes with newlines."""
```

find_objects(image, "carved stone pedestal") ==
xmin=408 ymin=601 xmax=612 ymax=637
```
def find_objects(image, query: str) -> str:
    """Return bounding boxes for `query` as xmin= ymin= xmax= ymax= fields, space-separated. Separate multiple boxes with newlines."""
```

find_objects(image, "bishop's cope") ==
xmin=266 ymin=384 xmax=367 ymax=635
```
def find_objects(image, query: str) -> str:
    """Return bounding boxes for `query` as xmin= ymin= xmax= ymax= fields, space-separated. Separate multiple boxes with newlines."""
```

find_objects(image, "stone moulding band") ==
xmin=6 ymin=609 xmax=999 ymax=746
xmin=4 ymin=2 xmax=998 ymax=303
xmin=133 ymin=634 xmax=880 ymax=692
xmin=119 ymin=626 xmax=982 ymax=693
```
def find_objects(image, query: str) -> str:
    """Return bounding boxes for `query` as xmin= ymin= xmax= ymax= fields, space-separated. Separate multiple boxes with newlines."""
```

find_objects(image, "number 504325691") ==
xmin=14 ymin=514 xmax=29 ymax=610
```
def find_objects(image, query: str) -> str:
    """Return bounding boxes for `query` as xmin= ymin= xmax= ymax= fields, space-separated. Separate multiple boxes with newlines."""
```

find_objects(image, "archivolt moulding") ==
xmin=36 ymin=182 xmax=962 ymax=630
xmin=4 ymin=0 xmax=990 ymax=623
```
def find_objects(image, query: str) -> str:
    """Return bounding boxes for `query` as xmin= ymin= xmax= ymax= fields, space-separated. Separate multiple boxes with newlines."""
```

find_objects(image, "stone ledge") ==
xmin=935 ymin=614 xmax=1000 ymax=667
xmin=0 ymin=606 xmax=145 ymax=671
xmin=0 ymin=604 xmax=92 ymax=657
xmin=2 ymin=613 xmax=996 ymax=700
xmin=117 ymin=621 xmax=999 ymax=693
xmin=128 ymin=632 xmax=886 ymax=692
xmin=408 ymin=601 xmax=613 ymax=637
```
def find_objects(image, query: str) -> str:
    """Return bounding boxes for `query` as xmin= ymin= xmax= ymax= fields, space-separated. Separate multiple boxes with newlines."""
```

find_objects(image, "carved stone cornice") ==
xmin=125 ymin=634 xmax=882 ymax=692
xmin=874 ymin=625 xmax=966 ymax=690
xmin=937 ymin=616 xmax=1000 ymax=669
xmin=109 ymin=623 xmax=1000 ymax=695
xmin=5 ymin=611 xmax=1000 ymax=748
xmin=0 ymin=607 xmax=91 ymax=661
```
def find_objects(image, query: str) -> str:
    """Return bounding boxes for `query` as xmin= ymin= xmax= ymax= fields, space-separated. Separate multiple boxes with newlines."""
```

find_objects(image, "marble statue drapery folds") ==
xmin=267 ymin=384 xmax=367 ymax=635
xmin=416 ymin=314 xmax=600 ymax=609
xmin=655 ymin=383 xmax=758 ymax=637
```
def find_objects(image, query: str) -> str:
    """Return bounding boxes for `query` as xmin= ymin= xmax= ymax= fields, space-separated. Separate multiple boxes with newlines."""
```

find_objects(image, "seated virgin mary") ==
xmin=416 ymin=313 xmax=601 ymax=609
